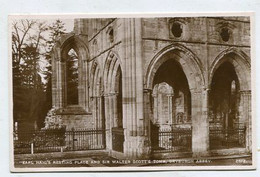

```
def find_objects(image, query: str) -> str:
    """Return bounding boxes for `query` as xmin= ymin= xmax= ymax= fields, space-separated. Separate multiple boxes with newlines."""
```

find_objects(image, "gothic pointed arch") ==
xmin=208 ymin=47 xmax=251 ymax=150
xmin=52 ymin=33 xmax=90 ymax=112
xmin=103 ymin=51 xmax=122 ymax=94
xmin=90 ymin=61 xmax=102 ymax=97
xmin=145 ymin=43 xmax=206 ymax=153
xmin=103 ymin=50 xmax=124 ymax=152
xmin=145 ymin=43 xmax=205 ymax=91
xmin=209 ymin=47 xmax=251 ymax=91
xmin=89 ymin=60 xmax=104 ymax=130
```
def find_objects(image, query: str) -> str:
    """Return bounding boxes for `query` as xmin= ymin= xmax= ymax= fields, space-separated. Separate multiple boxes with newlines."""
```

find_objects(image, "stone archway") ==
xmin=145 ymin=44 xmax=205 ymax=91
xmin=209 ymin=48 xmax=251 ymax=152
xmin=209 ymin=48 xmax=250 ymax=91
xmin=145 ymin=44 xmax=207 ymax=156
xmin=103 ymin=51 xmax=124 ymax=153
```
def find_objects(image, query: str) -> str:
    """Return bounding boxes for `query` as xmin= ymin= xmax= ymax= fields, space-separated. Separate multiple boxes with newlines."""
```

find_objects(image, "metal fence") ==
xmin=152 ymin=128 xmax=192 ymax=153
xmin=209 ymin=127 xmax=246 ymax=149
xmin=13 ymin=128 xmax=106 ymax=154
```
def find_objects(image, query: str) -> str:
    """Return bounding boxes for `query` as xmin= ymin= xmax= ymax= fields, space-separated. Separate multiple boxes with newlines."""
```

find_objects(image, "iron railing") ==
xmin=65 ymin=128 xmax=106 ymax=151
xmin=152 ymin=128 xmax=192 ymax=153
xmin=13 ymin=128 xmax=106 ymax=154
xmin=209 ymin=127 xmax=246 ymax=149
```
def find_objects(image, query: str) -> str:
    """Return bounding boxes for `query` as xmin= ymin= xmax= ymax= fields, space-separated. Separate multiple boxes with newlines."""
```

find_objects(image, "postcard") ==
xmin=9 ymin=13 xmax=256 ymax=172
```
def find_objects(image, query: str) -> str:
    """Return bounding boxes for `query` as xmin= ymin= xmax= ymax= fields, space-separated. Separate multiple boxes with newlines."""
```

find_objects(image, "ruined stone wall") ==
xmin=58 ymin=114 xmax=93 ymax=130
xmin=52 ymin=17 xmax=251 ymax=158
xmin=141 ymin=17 xmax=251 ymax=156
xmin=142 ymin=17 xmax=250 ymax=85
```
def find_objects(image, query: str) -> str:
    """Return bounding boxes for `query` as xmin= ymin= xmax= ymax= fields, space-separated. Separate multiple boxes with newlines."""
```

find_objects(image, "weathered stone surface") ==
xmin=51 ymin=17 xmax=251 ymax=159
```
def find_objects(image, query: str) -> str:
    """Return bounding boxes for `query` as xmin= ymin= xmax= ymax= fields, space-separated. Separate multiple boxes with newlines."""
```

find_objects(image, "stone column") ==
xmin=52 ymin=58 xmax=57 ymax=108
xmin=98 ymin=96 xmax=102 ymax=129
xmin=104 ymin=95 xmax=112 ymax=151
xmin=152 ymin=93 xmax=158 ymax=123
xmin=56 ymin=60 xmax=62 ymax=108
xmin=94 ymin=95 xmax=103 ymax=147
xmin=78 ymin=59 xmax=83 ymax=107
xmin=60 ymin=61 xmax=66 ymax=108
xmin=140 ymin=89 xmax=153 ymax=157
xmin=92 ymin=97 xmax=97 ymax=129
xmin=168 ymin=94 xmax=173 ymax=124
xmin=81 ymin=59 xmax=88 ymax=111
xmin=239 ymin=90 xmax=251 ymax=152
xmin=91 ymin=96 xmax=98 ymax=145
xmin=111 ymin=18 xmax=151 ymax=159
xmin=106 ymin=93 xmax=119 ymax=154
xmin=191 ymin=89 xmax=209 ymax=157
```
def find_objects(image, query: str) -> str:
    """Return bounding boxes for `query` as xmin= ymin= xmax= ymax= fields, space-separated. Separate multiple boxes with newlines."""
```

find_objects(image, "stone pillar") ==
xmin=191 ymin=89 xmax=209 ymax=157
xmin=59 ymin=61 xmax=65 ymax=108
xmin=52 ymin=58 xmax=57 ymax=108
xmin=56 ymin=60 xmax=62 ymax=108
xmin=142 ymin=89 xmax=153 ymax=157
xmin=104 ymin=95 xmax=112 ymax=151
xmin=106 ymin=93 xmax=119 ymax=154
xmin=152 ymin=93 xmax=158 ymax=123
xmin=92 ymin=96 xmax=100 ymax=145
xmin=168 ymin=94 xmax=173 ymax=124
xmin=95 ymin=96 xmax=103 ymax=146
xmin=239 ymin=90 xmax=251 ymax=152
xmin=131 ymin=89 xmax=152 ymax=158
xmin=81 ymin=59 xmax=88 ymax=111
xmin=78 ymin=59 xmax=83 ymax=107
xmin=98 ymin=96 xmax=102 ymax=129
xmin=96 ymin=96 xmax=101 ymax=129
xmin=92 ymin=97 xmax=97 ymax=129
xmin=117 ymin=18 xmax=150 ymax=159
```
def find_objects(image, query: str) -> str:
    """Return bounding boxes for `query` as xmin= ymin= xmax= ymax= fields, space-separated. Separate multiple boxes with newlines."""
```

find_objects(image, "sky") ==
xmin=49 ymin=18 xmax=74 ymax=32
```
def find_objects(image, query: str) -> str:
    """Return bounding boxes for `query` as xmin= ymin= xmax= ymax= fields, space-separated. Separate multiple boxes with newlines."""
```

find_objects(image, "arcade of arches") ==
xmin=51 ymin=18 xmax=251 ymax=159
xmin=52 ymin=44 xmax=251 ymax=159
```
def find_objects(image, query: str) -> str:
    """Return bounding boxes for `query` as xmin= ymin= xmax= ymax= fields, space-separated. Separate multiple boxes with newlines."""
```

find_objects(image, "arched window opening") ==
xmin=66 ymin=49 xmax=79 ymax=105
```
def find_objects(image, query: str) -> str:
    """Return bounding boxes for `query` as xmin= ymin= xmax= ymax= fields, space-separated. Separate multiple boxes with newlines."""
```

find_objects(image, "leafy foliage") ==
xmin=12 ymin=19 xmax=67 ymax=130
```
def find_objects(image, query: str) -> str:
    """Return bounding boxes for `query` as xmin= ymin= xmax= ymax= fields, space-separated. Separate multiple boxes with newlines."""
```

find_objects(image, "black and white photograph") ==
xmin=10 ymin=14 xmax=255 ymax=171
